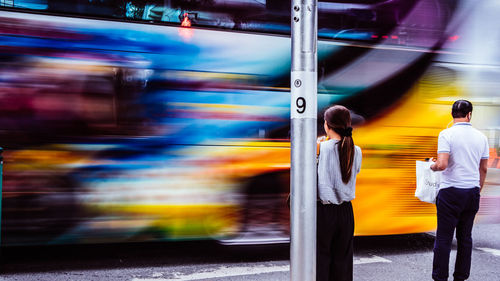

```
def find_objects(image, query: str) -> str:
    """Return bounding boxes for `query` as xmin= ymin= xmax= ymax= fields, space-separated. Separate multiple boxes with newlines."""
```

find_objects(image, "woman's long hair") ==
xmin=324 ymin=105 xmax=355 ymax=184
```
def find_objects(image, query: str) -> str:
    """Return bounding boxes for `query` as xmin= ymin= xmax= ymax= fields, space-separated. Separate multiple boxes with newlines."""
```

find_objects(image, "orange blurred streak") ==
xmin=181 ymin=14 xmax=191 ymax=27
xmin=490 ymin=148 xmax=500 ymax=168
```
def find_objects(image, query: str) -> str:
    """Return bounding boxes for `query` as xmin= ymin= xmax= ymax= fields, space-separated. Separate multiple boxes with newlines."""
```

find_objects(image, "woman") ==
xmin=317 ymin=105 xmax=362 ymax=281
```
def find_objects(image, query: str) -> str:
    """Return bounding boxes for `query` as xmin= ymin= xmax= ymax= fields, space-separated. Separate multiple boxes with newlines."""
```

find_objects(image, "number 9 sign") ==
xmin=296 ymin=97 xmax=306 ymax=114
xmin=291 ymin=71 xmax=317 ymax=119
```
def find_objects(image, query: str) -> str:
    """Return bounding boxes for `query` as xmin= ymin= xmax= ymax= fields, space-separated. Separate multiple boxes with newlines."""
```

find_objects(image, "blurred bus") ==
xmin=0 ymin=0 xmax=499 ymax=245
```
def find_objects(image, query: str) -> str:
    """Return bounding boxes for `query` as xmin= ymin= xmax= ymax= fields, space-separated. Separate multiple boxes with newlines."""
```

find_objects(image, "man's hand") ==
xmin=479 ymin=158 xmax=488 ymax=192
xmin=430 ymin=153 xmax=449 ymax=171
xmin=429 ymin=157 xmax=437 ymax=171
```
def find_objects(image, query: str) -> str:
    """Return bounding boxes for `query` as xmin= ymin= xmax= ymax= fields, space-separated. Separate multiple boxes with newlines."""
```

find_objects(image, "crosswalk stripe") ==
xmin=477 ymin=247 xmax=500 ymax=257
xmin=354 ymin=255 xmax=392 ymax=265
xmin=131 ymin=265 xmax=289 ymax=281
xmin=131 ymin=255 xmax=391 ymax=281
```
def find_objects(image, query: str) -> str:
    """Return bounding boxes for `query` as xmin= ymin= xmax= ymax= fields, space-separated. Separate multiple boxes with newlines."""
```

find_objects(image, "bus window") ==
xmin=1 ymin=0 xmax=454 ymax=44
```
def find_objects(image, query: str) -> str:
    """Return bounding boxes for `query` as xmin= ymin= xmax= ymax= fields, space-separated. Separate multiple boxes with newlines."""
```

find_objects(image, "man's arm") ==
xmin=479 ymin=158 xmax=488 ymax=192
xmin=430 ymin=153 xmax=449 ymax=171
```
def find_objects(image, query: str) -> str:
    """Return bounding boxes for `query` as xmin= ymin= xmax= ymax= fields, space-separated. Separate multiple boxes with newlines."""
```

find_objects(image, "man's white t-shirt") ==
xmin=437 ymin=122 xmax=489 ymax=190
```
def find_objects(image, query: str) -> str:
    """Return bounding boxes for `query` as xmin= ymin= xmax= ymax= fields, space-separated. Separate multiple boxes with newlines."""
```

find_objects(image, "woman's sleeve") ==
xmin=356 ymin=146 xmax=362 ymax=174
xmin=317 ymin=142 xmax=326 ymax=185
xmin=318 ymin=142 xmax=332 ymax=187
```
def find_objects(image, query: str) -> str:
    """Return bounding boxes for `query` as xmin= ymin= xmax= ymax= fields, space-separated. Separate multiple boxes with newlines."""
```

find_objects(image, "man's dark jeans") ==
xmin=433 ymin=187 xmax=480 ymax=281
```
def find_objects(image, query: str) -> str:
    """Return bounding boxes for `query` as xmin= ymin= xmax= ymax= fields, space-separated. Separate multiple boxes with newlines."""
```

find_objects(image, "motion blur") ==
xmin=0 ymin=0 xmax=499 ymax=245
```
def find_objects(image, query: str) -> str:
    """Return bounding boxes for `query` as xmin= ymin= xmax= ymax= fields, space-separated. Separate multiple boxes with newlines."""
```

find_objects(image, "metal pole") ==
xmin=290 ymin=0 xmax=317 ymax=279
xmin=0 ymin=147 xmax=3 ymax=252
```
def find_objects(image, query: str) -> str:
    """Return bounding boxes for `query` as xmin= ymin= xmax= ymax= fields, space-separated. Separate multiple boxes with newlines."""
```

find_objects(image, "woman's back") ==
xmin=316 ymin=104 xmax=360 ymax=281
xmin=317 ymin=139 xmax=362 ymax=205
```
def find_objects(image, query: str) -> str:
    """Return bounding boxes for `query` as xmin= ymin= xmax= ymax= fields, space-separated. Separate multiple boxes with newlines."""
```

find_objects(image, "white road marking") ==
xmin=477 ymin=247 xmax=500 ymax=257
xmin=131 ymin=265 xmax=289 ymax=281
xmin=131 ymin=255 xmax=391 ymax=281
xmin=354 ymin=255 xmax=392 ymax=265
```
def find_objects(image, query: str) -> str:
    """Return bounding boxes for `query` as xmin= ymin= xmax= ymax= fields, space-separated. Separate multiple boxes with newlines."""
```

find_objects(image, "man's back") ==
xmin=438 ymin=122 xmax=489 ymax=189
xmin=431 ymin=100 xmax=488 ymax=281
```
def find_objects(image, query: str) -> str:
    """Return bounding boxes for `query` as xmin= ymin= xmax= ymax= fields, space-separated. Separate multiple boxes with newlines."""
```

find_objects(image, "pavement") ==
xmin=1 ymin=223 xmax=499 ymax=280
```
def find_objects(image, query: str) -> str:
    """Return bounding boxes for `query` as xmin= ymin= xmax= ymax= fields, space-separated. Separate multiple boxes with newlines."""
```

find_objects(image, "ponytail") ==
xmin=324 ymin=105 xmax=355 ymax=184
xmin=333 ymin=127 xmax=354 ymax=184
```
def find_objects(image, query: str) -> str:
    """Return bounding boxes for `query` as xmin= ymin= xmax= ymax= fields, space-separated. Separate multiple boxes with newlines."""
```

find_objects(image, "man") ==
xmin=430 ymin=100 xmax=489 ymax=281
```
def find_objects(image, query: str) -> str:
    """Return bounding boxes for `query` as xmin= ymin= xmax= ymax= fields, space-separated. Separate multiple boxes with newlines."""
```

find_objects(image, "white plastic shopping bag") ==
xmin=415 ymin=160 xmax=441 ymax=204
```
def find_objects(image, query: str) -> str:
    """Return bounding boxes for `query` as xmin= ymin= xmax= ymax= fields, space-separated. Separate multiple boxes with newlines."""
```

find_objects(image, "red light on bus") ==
xmin=391 ymin=35 xmax=398 ymax=39
xmin=371 ymin=35 xmax=379 ymax=38
xmin=181 ymin=13 xmax=191 ymax=27
xmin=449 ymin=35 xmax=459 ymax=42
xmin=382 ymin=35 xmax=388 ymax=39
